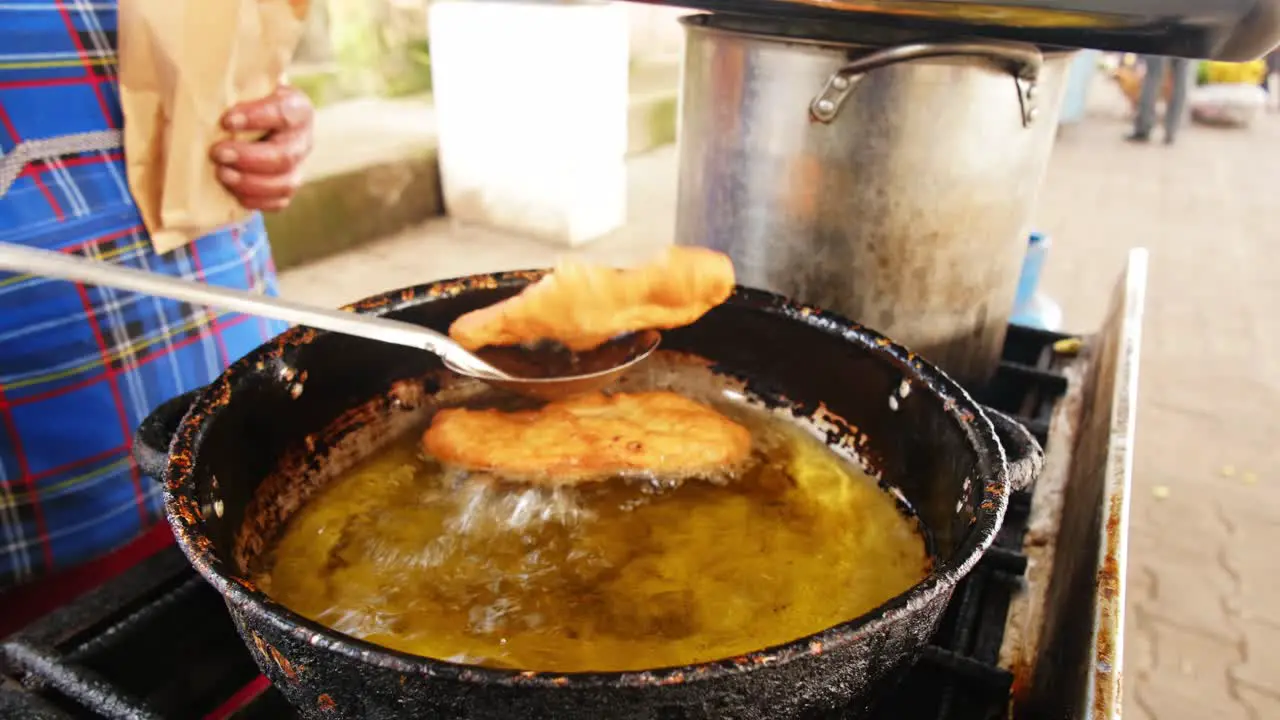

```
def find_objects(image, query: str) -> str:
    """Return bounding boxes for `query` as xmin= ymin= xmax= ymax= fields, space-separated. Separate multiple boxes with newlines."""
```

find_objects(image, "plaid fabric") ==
xmin=0 ymin=0 xmax=289 ymax=589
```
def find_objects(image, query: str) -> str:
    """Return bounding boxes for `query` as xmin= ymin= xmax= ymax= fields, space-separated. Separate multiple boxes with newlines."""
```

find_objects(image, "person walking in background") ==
xmin=1267 ymin=49 xmax=1280 ymax=109
xmin=1128 ymin=55 xmax=1191 ymax=144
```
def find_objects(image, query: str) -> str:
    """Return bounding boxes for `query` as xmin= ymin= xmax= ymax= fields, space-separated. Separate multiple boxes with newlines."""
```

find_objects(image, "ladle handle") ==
xmin=0 ymin=242 xmax=506 ymax=379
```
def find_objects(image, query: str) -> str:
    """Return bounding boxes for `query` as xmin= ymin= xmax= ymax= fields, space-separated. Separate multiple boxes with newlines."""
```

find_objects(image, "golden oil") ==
xmin=255 ymin=400 xmax=930 ymax=672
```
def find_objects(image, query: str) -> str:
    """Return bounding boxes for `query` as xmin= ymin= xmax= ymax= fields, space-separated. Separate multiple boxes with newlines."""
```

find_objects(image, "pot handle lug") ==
xmin=982 ymin=406 xmax=1045 ymax=492
xmin=133 ymin=389 xmax=202 ymax=483
xmin=810 ymin=40 xmax=1044 ymax=127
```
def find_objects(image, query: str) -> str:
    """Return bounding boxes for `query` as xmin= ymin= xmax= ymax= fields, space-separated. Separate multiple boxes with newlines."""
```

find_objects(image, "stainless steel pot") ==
xmin=674 ymin=15 xmax=1073 ymax=386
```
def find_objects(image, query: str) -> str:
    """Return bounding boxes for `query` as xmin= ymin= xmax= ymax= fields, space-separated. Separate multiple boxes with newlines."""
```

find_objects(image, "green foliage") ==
xmin=304 ymin=0 xmax=431 ymax=101
xmin=386 ymin=38 xmax=433 ymax=98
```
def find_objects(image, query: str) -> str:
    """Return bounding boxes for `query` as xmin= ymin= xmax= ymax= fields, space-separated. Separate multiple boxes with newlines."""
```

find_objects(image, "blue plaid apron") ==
xmin=0 ymin=0 xmax=289 ymax=589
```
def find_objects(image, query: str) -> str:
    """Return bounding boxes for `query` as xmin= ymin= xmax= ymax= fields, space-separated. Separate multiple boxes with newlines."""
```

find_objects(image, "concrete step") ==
xmin=628 ymin=57 xmax=681 ymax=155
xmin=278 ymin=144 xmax=680 ymax=307
xmin=265 ymin=96 xmax=442 ymax=272
xmin=269 ymin=60 xmax=681 ymax=271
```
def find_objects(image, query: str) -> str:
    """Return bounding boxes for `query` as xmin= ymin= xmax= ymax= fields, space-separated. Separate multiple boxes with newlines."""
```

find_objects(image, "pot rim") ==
xmin=161 ymin=270 xmax=1012 ymax=691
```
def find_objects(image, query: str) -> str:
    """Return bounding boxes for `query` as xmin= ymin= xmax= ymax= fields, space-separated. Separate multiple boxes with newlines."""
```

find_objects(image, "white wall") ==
xmin=625 ymin=5 xmax=688 ymax=61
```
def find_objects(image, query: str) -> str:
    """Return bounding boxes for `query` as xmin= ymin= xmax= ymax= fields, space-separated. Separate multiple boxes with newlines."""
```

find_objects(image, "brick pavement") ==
xmin=280 ymin=75 xmax=1280 ymax=720
xmin=1036 ymin=82 xmax=1280 ymax=720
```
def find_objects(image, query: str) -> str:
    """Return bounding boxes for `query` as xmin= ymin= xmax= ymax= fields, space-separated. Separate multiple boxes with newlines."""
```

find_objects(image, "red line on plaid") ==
xmin=0 ymin=102 xmax=66 ymax=221
xmin=72 ymin=283 xmax=147 ymax=524
xmin=0 ymin=76 xmax=114 ymax=92
xmin=26 ymin=445 xmax=124 ymax=484
xmin=187 ymin=243 xmax=232 ymax=367
xmin=20 ymin=151 xmax=124 ymax=180
xmin=0 ymin=313 xmax=254 ymax=410
xmin=31 ymin=175 xmax=65 ymax=222
xmin=52 ymin=0 xmax=116 ymax=129
xmin=0 ymin=384 xmax=55 ymax=569
xmin=0 ymin=372 xmax=106 ymax=411
xmin=0 ymin=102 xmax=16 ymax=144
xmin=62 ymin=223 xmax=142 ymax=255
xmin=227 ymin=224 xmax=272 ymax=340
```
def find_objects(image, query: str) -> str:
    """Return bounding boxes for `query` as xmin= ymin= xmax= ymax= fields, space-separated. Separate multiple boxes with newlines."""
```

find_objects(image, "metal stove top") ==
xmin=625 ymin=0 xmax=1279 ymax=61
xmin=0 ymin=252 xmax=1146 ymax=720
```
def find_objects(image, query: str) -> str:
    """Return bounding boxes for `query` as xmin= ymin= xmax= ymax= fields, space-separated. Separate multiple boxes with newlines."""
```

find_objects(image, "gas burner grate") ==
xmin=0 ymin=324 xmax=1073 ymax=720
xmin=0 ymin=549 xmax=281 ymax=719
xmin=866 ymin=324 xmax=1071 ymax=720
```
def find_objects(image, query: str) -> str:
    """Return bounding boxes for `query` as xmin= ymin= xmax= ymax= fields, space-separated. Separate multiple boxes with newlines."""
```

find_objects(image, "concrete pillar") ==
xmin=428 ymin=0 xmax=630 ymax=247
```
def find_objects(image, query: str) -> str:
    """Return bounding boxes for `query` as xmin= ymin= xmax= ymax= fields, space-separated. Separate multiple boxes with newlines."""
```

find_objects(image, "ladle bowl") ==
xmin=454 ymin=330 xmax=661 ymax=401
xmin=0 ymin=242 xmax=659 ymax=401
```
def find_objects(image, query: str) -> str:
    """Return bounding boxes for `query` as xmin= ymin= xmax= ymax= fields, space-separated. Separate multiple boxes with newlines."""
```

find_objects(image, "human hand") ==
xmin=210 ymin=85 xmax=315 ymax=212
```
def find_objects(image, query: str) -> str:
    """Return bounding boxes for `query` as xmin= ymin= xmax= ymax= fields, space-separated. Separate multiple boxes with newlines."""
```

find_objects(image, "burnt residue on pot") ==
xmin=251 ymin=629 xmax=302 ymax=681
xmin=147 ymin=271 xmax=1037 ymax=719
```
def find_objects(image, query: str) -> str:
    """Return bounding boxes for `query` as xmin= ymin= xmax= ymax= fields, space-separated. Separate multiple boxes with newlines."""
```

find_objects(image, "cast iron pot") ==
xmin=133 ymin=271 xmax=1042 ymax=720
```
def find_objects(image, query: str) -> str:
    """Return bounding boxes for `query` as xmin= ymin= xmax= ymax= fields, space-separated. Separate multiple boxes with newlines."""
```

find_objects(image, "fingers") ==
xmin=235 ymin=196 xmax=292 ymax=212
xmin=210 ymin=126 xmax=311 ymax=176
xmin=214 ymin=86 xmax=314 ymax=211
xmin=214 ymin=128 xmax=306 ymax=209
xmin=216 ymin=163 xmax=302 ymax=207
xmin=220 ymin=85 xmax=314 ymax=133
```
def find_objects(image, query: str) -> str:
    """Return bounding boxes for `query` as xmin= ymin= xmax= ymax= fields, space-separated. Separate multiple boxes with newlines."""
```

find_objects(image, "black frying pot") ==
xmin=133 ymin=271 xmax=1042 ymax=720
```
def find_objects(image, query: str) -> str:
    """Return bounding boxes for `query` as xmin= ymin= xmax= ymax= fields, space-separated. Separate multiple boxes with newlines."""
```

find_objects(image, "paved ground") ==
xmin=1038 ymin=87 xmax=1280 ymax=720
xmin=279 ymin=78 xmax=1280 ymax=718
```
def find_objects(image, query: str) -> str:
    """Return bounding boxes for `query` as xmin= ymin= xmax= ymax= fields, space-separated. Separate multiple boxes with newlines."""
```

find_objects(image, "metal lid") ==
xmin=642 ymin=0 xmax=1279 ymax=60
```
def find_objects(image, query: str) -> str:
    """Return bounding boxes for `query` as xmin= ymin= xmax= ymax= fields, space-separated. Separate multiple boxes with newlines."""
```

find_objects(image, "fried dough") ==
xmin=422 ymin=392 xmax=753 ymax=485
xmin=448 ymin=247 xmax=736 ymax=352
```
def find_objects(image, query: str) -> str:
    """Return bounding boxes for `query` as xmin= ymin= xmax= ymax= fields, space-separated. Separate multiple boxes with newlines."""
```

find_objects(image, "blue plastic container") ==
xmin=1058 ymin=50 xmax=1101 ymax=125
xmin=1010 ymin=232 xmax=1062 ymax=331
xmin=1012 ymin=232 xmax=1048 ymax=311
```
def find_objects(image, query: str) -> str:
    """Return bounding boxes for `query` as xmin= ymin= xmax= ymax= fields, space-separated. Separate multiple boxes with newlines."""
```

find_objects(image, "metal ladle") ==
xmin=0 ymin=242 xmax=659 ymax=401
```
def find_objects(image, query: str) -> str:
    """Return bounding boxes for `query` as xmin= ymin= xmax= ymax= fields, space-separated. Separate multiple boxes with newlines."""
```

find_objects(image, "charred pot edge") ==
xmin=134 ymin=389 xmax=202 ymax=482
xmin=156 ymin=269 xmax=1016 ymax=692
xmin=983 ymin=407 xmax=1045 ymax=493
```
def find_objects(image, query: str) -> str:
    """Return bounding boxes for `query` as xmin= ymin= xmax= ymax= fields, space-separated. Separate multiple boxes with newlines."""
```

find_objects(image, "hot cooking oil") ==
xmin=253 ymin=400 xmax=930 ymax=673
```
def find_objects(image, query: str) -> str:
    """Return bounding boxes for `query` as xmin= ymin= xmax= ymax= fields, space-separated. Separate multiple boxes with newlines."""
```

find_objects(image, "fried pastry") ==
xmin=448 ymin=247 xmax=735 ymax=352
xmin=422 ymin=392 xmax=753 ymax=485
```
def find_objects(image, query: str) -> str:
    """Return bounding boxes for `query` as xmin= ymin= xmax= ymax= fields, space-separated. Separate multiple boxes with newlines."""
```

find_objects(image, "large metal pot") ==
xmin=674 ymin=14 xmax=1073 ymax=387
xmin=133 ymin=272 xmax=1042 ymax=719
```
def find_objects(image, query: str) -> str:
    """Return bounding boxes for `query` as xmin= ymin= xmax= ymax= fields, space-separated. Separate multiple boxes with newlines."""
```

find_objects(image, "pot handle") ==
xmin=982 ymin=406 xmax=1045 ymax=493
xmin=133 ymin=389 xmax=202 ymax=483
xmin=810 ymin=40 xmax=1043 ymax=127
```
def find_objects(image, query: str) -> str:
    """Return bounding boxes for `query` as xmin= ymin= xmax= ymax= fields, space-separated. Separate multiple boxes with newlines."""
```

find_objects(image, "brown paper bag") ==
xmin=118 ymin=0 xmax=309 ymax=255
